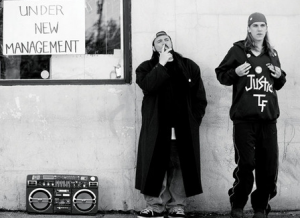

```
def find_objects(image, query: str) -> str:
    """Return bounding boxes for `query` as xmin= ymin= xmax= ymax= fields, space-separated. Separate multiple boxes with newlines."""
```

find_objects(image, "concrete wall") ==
xmin=1 ymin=0 xmax=300 ymax=213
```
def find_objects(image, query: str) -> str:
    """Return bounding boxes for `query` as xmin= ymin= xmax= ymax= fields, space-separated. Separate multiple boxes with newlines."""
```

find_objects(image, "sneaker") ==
xmin=137 ymin=208 xmax=164 ymax=218
xmin=168 ymin=207 xmax=186 ymax=218
xmin=230 ymin=208 xmax=244 ymax=218
xmin=253 ymin=210 xmax=267 ymax=218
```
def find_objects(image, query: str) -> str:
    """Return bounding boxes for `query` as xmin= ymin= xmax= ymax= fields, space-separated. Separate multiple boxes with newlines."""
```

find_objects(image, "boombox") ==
xmin=26 ymin=174 xmax=98 ymax=215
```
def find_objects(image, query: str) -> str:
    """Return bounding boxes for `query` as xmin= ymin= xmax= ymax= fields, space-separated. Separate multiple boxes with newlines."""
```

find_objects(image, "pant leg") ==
xmin=166 ymin=140 xmax=187 ymax=210
xmin=251 ymin=123 xmax=278 ymax=213
xmin=144 ymin=173 xmax=170 ymax=213
xmin=229 ymin=123 xmax=256 ymax=209
xmin=144 ymin=140 xmax=187 ymax=212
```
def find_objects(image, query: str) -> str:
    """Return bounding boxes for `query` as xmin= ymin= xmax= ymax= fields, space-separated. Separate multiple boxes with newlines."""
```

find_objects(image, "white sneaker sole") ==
xmin=137 ymin=216 xmax=164 ymax=218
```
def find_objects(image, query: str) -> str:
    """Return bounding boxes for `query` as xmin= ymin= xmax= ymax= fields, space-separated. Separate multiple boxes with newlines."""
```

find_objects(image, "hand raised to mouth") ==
xmin=159 ymin=44 xmax=173 ymax=66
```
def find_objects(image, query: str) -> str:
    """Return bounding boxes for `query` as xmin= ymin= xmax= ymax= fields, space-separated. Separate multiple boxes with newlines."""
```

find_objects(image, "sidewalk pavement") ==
xmin=0 ymin=211 xmax=300 ymax=218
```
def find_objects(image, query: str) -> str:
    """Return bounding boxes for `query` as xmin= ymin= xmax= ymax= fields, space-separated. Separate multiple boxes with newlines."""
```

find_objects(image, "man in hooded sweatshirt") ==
xmin=215 ymin=13 xmax=286 ymax=218
xmin=135 ymin=31 xmax=207 ymax=218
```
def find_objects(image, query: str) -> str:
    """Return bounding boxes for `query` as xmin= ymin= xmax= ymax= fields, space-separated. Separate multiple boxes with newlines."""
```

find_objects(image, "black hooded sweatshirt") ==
xmin=215 ymin=40 xmax=286 ymax=124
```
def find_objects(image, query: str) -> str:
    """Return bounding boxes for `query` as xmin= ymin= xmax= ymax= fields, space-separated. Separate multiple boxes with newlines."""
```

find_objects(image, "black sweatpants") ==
xmin=229 ymin=122 xmax=278 ymax=213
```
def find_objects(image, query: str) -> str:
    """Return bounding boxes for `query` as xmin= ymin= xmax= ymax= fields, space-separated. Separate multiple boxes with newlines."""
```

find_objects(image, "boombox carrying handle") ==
xmin=73 ymin=199 xmax=96 ymax=204
xmin=29 ymin=197 xmax=52 ymax=203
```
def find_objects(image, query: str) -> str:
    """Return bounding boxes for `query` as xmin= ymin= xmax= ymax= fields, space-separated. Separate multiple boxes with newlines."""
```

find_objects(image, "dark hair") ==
xmin=244 ymin=31 xmax=275 ymax=56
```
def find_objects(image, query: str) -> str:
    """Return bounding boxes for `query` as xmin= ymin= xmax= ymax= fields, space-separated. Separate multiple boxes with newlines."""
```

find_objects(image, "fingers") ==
xmin=266 ymin=63 xmax=274 ymax=72
xmin=236 ymin=62 xmax=281 ymax=78
xmin=243 ymin=65 xmax=251 ymax=75
xmin=240 ymin=62 xmax=251 ymax=76
xmin=240 ymin=62 xmax=250 ymax=70
xmin=271 ymin=70 xmax=279 ymax=78
xmin=267 ymin=63 xmax=281 ymax=78
xmin=244 ymin=64 xmax=251 ymax=72
xmin=266 ymin=63 xmax=277 ymax=72
xmin=161 ymin=44 xmax=165 ymax=53
xmin=165 ymin=48 xmax=172 ymax=53
xmin=159 ymin=44 xmax=172 ymax=53
xmin=158 ymin=45 xmax=173 ymax=65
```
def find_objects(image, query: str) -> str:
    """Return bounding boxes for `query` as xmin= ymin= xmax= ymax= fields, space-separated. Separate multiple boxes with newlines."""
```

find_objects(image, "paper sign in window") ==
xmin=3 ymin=0 xmax=85 ymax=55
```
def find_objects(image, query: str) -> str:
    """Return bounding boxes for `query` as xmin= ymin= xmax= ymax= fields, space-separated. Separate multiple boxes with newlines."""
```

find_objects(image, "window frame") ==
xmin=0 ymin=0 xmax=131 ymax=86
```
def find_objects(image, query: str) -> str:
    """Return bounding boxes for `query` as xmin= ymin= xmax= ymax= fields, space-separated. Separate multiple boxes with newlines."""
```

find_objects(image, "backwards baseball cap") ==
xmin=156 ymin=31 xmax=168 ymax=37
xmin=153 ymin=31 xmax=171 ymax=44
xmin=248 ymin=12 xmax=267 ymax=26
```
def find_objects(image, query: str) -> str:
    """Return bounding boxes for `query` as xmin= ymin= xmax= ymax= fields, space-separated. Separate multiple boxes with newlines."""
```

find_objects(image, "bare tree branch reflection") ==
xmin=85 ymin=0 xmax=121 ymax=54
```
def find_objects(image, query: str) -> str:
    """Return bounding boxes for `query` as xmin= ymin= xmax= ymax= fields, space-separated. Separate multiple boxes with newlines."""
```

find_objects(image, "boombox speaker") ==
xmin=26 ymin=174 xmax=98 ymax=215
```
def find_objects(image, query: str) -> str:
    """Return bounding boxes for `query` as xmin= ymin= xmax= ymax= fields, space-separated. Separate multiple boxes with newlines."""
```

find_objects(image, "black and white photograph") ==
xmin=0 ymin=0 xmax=299 ymax=218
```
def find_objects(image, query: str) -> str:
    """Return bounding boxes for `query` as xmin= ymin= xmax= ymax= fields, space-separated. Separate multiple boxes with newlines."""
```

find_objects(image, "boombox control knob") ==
xmin=90 ymin=177 xmax=95 ymax=181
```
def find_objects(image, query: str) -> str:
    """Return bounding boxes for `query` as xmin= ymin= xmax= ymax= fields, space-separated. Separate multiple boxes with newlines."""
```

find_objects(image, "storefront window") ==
xmin=0 ymin=0 xmax=131 ymax=84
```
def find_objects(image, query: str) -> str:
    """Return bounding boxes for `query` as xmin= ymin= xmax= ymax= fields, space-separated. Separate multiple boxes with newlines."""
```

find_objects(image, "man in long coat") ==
xmin=135 ymin=31 xmax=207 ymax=218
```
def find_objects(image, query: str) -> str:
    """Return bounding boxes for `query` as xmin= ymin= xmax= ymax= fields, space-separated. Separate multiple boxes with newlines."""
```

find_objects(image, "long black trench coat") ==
xmin=135 ymin=53 xmax=207 ymax=197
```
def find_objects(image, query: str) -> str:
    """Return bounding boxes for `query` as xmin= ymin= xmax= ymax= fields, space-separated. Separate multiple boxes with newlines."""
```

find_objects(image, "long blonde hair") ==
xmin=244 ymin=31 xmax=275 ymax=56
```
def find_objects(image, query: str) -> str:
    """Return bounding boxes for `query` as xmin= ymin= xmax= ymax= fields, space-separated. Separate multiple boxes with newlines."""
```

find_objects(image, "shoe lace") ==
xmin=141 ymin=208 xmax=154 ymax=215
xmin=173 ymin=208 xmax=185 ymax=215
